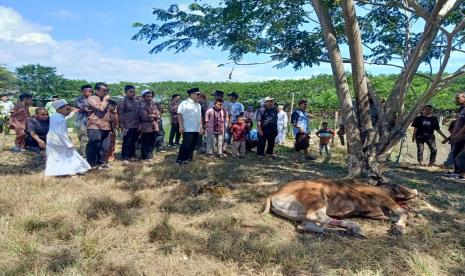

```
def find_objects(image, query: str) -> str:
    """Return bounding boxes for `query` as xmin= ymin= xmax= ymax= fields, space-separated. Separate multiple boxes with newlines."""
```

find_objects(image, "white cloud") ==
xmin=0 ymin=6 xmax=54 ymax=44
xmin=48 ymin=9 xmax=80 ymax=20
xmin=0 ymin=6 xmax=273 ymax=83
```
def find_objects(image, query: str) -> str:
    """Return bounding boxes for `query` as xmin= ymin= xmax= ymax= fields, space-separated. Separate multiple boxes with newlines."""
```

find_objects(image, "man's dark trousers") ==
xmin=169 ymin=123 xmax=181 ymax=145
xmin=141 ymin=132 xmax=156 ymax=160
xmin=121 ymin=128 xmax=139 ymax=160
xmin=257 ymin=128 xmax=278 ymax=156
xmin=86 ymin=129 xmax=111 ymax=167
xmin=416 ymin=138 xmax=437 ymax=164
xmin=177 ymin=132 xmax=199 ymax=162
xmin=452 ymin=140 xmax=465 ymax=173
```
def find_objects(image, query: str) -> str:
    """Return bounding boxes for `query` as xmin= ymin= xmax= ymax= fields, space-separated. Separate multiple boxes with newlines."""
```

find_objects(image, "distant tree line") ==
xmin=1 ymin=64 xmax=463 ymax=112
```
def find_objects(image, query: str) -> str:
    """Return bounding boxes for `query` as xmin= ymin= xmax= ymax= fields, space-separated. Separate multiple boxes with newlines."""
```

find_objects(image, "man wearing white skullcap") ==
xmin=45 ymin=100 xmax=91 ymax=176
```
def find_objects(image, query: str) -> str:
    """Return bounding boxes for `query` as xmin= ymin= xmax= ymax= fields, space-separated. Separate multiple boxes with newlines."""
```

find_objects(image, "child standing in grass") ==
xmin=231 ymin=115 xmax=248 ymax=158
xmin=205 ymin=99 xmax=228 ymax=157
xmin=316 ymin=122 xmax=335 ymax=158
xmin=105 ymin=100 xmax=118 ymax=162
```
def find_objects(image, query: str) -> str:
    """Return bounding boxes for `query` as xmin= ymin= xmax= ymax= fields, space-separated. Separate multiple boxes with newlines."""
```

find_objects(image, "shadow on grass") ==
xmin=77 ymin=194 xmax=144 ymax=226
xmin=148 ymin=214 xmax=445 ymax=275
xmin=0 ymin=151 xmax=44 ymax=175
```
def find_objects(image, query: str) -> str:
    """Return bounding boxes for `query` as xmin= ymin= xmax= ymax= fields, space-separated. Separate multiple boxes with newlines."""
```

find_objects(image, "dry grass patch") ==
xmin=406 ymin=250 xmax=442 ymax=276
xmin=77 ymin=194 xmax=144 ymax=226
xmin=1 ymin=134 xmax=465 ymax=275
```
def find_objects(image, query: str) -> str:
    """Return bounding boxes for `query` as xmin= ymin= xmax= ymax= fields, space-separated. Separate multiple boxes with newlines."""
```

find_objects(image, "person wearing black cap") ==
xmin=208 ymin=90 xmax=225 ymax=108
xmin=176 ymin=87 xmax=203 ymax=164
xmin=75 ymin=85 xmax=93 ymax=157
xmin=117 ymin=85 xmax=140 ymax=162
xmin=256 ymin=97 xmax=279 ymax=159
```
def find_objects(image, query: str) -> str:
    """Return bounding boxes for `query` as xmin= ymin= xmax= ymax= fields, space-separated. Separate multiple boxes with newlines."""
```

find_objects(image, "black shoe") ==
xmin=305 ymin=156 xmax=317 ymax=161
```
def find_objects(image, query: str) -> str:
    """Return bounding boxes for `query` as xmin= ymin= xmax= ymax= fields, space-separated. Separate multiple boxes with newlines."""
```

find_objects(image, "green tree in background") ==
xmin=15 ymin=64 xmax=66 ymax=99
xmin=0 ymin=66 xmax=17 ymax=94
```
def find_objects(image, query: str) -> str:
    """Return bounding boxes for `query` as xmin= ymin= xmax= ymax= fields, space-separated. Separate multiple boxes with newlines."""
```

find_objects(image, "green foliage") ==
xmin=0 ymin=66 xmax=17 ymax=93
xmin=14 ymin=64 xmax=89 ymax=103
xmin=5 ymin=64 xmax=463 ymax=111
xmin=132 ymin=1 xmax=464 ymax=70
xmin=16 ymin=64 xmax=64 ymax=99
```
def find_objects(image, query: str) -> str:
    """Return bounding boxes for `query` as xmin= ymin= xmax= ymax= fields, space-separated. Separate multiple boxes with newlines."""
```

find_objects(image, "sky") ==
xmin=0 ymin=0 xmax=463 ymax=83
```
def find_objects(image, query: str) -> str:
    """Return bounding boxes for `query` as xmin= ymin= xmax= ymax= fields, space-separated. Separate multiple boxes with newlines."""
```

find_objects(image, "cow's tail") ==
xmin=261 ymin=197 xmax=271 ymax=215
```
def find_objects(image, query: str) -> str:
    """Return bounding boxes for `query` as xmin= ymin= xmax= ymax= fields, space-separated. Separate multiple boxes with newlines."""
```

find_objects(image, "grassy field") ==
xmin=0 ymin=132 xmax=464 ymax=275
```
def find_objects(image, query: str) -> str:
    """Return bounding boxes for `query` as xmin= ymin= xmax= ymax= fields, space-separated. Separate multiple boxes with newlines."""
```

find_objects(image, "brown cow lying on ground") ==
xmin=261 ymin=178 xmax=418 ymax=236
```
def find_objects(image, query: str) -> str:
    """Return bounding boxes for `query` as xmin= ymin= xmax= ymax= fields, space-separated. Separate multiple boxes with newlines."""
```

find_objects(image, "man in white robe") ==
xmin=45 ymin=100 xmax=91 ymax=176
xmin=276 ymin=105 xmax=288 ymax=145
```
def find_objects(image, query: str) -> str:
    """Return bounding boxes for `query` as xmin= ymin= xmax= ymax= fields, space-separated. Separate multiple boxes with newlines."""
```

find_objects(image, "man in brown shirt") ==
xmin=138 ymin=89 xmax=161 ymax=161
xmin=168 ymin=94 xmax=181 ymax=146
xmin=117 ymin=85 xmax=140 ymax=162
xmin=10 ymin=93 xmax=33 ymax=151
xmin=86 ymin=82 xmax=111 ymax=168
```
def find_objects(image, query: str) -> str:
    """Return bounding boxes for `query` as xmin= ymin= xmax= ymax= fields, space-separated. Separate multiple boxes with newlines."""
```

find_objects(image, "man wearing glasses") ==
xmin=86 ymin=82 xmax=111 ymax=168
xmin=176 ymin=87 xmax=203 ymax=165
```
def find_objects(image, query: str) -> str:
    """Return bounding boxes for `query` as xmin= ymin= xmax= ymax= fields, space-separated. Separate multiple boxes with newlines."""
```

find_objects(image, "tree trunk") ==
xmin=312 ymin=0 xmax=462 ymax=179
xmin=312 ymin=0 xmax=367 ymax=178
xmin=341 ymin=0 xmax=379 ymax=172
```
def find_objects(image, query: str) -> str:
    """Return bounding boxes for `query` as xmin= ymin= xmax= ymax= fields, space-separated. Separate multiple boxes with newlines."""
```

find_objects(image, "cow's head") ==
xmin=377 ymin=182 xmax=418 ymax=203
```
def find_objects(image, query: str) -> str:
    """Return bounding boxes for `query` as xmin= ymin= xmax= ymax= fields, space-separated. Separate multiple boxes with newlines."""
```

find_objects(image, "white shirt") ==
xmin=277 ymin=110 xmax=288 ymax=126
xmin=0 ymin=100 xmax=14 ymax=116
xmin=178 ymin=98 xmax=202 ymax=132
xmin=228 ymin=102 xmax=245 ymax=123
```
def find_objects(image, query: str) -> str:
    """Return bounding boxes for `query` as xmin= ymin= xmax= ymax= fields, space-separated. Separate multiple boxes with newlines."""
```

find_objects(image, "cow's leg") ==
xmin=306 ymin=207 xmax=365 ymax=237
xmin=388 ymin=205 xmax=409 ymax=235
xmin=376 ymin=197 xmax=409 ymax=235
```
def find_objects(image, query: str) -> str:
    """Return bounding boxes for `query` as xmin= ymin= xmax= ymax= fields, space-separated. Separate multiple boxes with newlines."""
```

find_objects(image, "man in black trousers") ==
xmin=117 ymin=85 xmax=140 ymax=163
xmin=256 ymin=97 xmax=279 ymax=160
xmin=168 ymin=94 xmax=181 ymax=146
xmin=412 ymin=105 xmax=447 ymax=166
xmin=176 ymin=88 xmax=203 ymax=165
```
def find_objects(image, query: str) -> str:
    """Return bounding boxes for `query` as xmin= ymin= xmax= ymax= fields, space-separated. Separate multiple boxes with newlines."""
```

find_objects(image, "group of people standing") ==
xmin=2 ymin=84 xmax=342 ymax=176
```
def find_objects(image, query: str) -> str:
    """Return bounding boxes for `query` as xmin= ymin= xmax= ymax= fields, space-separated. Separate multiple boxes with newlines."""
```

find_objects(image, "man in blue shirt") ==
xmin=291 ymin=99 xmax=316 ymax=161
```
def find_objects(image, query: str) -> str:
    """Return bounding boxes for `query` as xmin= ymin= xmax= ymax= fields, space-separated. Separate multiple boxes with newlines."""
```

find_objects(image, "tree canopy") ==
xmin=0 ymin=66 xmax=17 ymax=94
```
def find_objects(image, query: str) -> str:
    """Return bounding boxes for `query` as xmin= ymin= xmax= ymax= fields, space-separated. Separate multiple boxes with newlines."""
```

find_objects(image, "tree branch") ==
xmin=398 ymin=31 xmax=454 ymax=135
xmin=436 ymin=64 xmax=465 ymax=90
xmin=384 ymin=0 xmax=449 ymax=123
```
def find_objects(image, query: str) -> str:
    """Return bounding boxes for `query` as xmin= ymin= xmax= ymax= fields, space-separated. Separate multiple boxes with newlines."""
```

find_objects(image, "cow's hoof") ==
xmin=390 ymin=225 xmax=405 ymax=235
xmin=348 ymin=227 xmax=366 ymax=238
